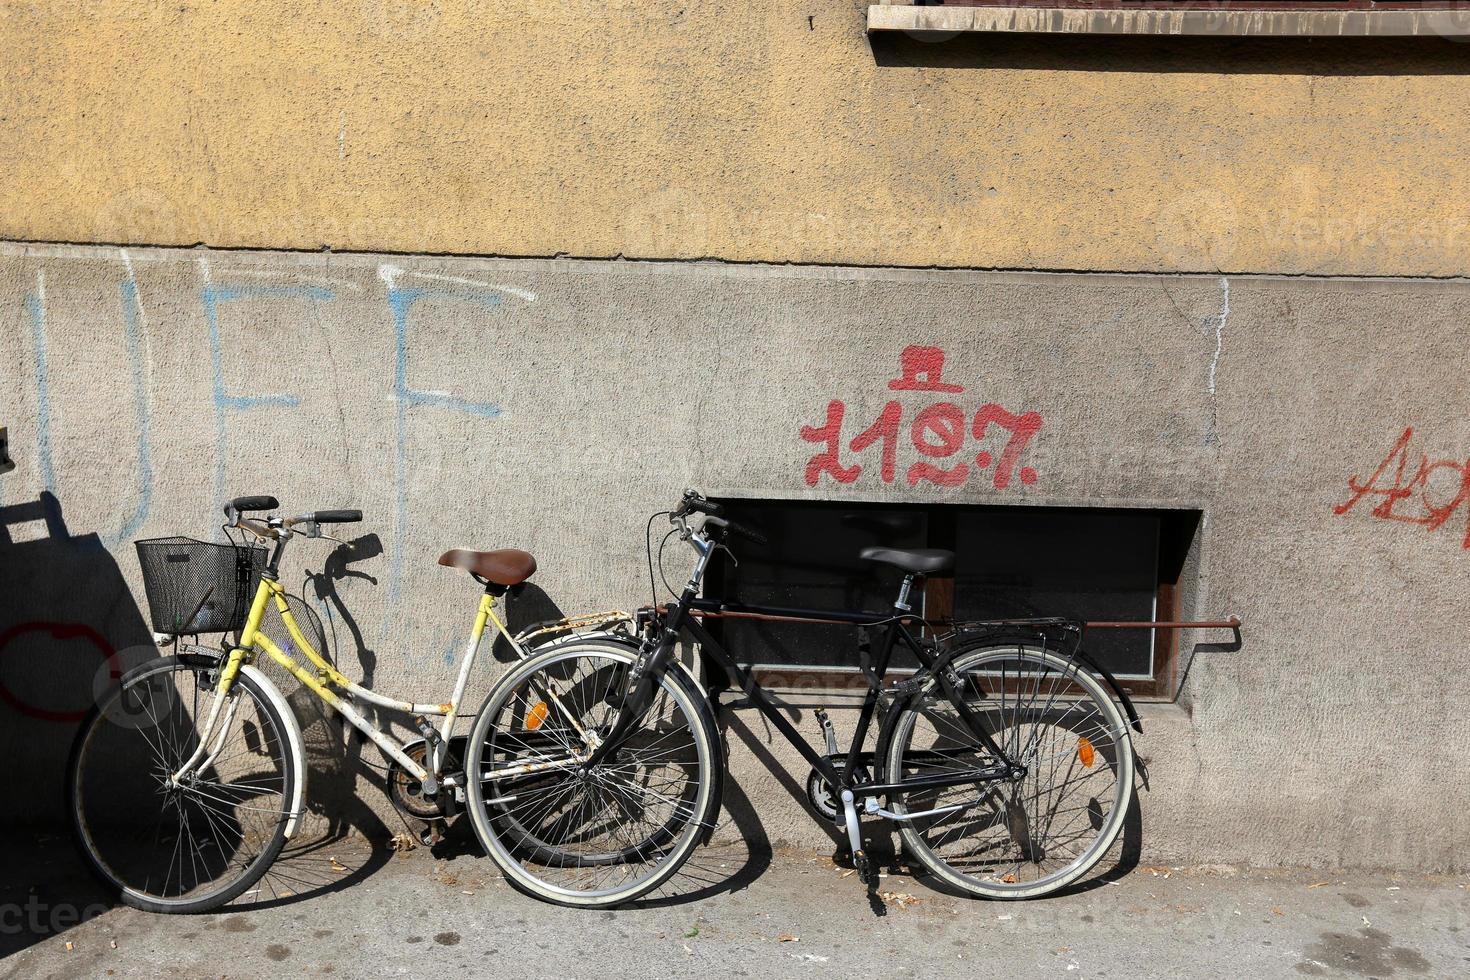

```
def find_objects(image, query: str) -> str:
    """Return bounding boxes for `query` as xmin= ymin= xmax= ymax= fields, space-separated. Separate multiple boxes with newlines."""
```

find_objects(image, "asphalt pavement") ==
xmin=2 ymin=827 xmax=1466 ymax=979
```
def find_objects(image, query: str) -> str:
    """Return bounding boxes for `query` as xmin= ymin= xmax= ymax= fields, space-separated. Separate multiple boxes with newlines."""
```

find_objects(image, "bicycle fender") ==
xmin=1069 ymin=648 xmax=1143 ymax=735
xmin=946 ymin=630 xmax=1143 ymax=735
xmin=535 ymin=630 xmax=712 ymax=697
xmin=240 ymin=663 xmax=309 ymax=838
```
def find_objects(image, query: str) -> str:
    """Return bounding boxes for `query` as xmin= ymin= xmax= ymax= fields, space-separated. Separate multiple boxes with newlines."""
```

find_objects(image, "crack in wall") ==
xmin=5 ymin=237 xmax=1470 ymax=284
xmin=1206 ymin=276 xmax=1230 ymax=448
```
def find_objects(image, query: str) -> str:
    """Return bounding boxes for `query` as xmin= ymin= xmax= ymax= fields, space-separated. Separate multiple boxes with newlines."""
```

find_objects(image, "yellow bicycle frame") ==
xmin=205 ymin=577 xmax=512 ymax=789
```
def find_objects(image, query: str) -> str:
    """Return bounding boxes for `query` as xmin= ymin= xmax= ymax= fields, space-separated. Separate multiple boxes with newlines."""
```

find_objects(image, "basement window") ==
xmin=701 ymin=498 xmax=1200 ymax=699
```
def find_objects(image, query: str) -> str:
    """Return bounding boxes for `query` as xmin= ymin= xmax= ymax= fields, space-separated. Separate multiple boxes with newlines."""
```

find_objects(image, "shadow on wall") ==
xmin=0 ymin=492 xmax=156 ymax=957
xmin=869 ymin=31 xmax=1470 ymax=76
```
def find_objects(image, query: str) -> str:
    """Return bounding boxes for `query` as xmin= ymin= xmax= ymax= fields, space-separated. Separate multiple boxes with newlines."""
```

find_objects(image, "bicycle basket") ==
xmin=134 ymin=537 xmax=267 ymax=635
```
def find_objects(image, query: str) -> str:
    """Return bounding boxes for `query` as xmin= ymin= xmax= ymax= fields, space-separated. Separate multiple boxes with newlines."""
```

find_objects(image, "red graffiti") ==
xmin=1333 ymin=427 xmax=1470 ymax=549
xmin=801 ymin=400 xmax=861 ymax=486
xmin=888 ymin=345 xmax=965 ymax=393
xmin=0 ymin=622 xmax=121 ymax=722
xmin=800 ymin=346 xmax=1043 ymax=490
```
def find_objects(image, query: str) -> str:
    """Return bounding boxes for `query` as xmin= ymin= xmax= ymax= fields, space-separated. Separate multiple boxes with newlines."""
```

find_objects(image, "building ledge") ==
xmin=867 ymin=3 xmax=1470 ymax=37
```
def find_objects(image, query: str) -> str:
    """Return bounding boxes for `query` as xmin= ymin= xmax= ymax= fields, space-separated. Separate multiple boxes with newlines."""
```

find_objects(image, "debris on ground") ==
xmin=879 ymin=890 xmax=921 ymax=909
xmin=777 ymin=933 xmax=799 ymax=943
xmin=389 ymin=832 xmax=418 ymax=853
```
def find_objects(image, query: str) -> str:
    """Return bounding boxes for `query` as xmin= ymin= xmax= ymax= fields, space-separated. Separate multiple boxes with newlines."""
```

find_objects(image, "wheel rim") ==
xmin=72 ymin=659 xmax=292 ymax=906
xmin=889 ymin=645 xmax=1131 ymax=894
xmin=473 ymin=649 xmax=711 ymax=902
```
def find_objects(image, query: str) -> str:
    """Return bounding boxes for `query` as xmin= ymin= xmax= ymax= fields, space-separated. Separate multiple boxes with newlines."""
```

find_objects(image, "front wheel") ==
xmin=465 ymin=642 xmax=719 ymax=908
xmin=883 ymin=641 xmax=1134 ymax=899
xmin=67 ymin=653 xmax=298 ymax=913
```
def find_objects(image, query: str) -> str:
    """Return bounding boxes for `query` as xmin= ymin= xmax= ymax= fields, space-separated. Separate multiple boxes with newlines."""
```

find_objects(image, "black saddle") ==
xmin=859 ymin=546 xmax=955 ymax=577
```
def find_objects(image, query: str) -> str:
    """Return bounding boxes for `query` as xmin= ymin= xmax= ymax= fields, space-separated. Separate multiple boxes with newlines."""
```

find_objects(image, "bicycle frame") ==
xmin=172 ymin=575 xmax=526 ymax=794
xmin=590 ymin=512 xmax=1024 ymax=817
xmin=676 ymin=601 xmax=1019 ymax=804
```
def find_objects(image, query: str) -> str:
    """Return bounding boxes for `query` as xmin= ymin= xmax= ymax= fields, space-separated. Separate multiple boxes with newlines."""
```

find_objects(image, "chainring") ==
xmin=806 ymin=758 xmax=847 ymax=821
xmin=387 ymin=736 xmax=467 ymax=820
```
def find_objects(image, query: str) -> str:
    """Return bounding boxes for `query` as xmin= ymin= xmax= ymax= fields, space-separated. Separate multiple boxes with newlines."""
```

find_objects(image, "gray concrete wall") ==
xmin=2 ymin=242 xmax=1466 ymax=871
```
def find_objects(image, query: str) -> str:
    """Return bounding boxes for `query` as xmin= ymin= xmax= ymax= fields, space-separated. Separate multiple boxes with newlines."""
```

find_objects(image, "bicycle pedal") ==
xmin=853 ymin=849 xmax=872 ymax=885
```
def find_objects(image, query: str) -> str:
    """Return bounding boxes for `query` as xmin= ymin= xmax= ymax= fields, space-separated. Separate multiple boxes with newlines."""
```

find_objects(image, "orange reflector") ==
xmin=1078 ymin=736 xmax=1096 ymax=768
xmin=526 ymin=701 xmax=549 ymax=731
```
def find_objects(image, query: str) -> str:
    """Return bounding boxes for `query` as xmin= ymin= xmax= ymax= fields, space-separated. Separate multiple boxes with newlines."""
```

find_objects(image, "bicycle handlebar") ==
xmin=676 ymin=490 xmax=766 ymax=546
xmin=706 ymin=515 xmax=767 ymax=546
xmin=311 ymin=510 xmax=362 ymax=524
xmin=678 ymin=488 xmax=724 ymax=518
xmin=227 ymin=495 xmax=279 ymax=517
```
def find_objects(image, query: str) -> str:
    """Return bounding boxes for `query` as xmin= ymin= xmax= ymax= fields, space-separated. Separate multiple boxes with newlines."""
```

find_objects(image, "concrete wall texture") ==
xmin=2 ymin=242 xmax=1467 ymax=871
xmin=4 ymin=2 xmax=1470 ymax=275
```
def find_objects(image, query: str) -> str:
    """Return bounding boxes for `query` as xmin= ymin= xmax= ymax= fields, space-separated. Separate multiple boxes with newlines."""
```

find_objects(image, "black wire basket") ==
xmin=135 ymin=537 xmax=268 ymax=635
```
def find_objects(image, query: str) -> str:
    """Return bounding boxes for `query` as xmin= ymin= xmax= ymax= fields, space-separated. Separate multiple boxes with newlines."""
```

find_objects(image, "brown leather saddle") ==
xmin=437 ymin=548 xmax=537 ymax=586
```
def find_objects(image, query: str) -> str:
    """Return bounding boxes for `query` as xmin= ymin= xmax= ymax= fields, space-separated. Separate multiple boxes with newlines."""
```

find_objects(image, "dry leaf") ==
xmin=329 ymin=857 xmax=348 ymax=873
xmin=1272 ymin=907 xmax=1284 ymax=916
xmin=390 ymin=832 xmax=418 ymax=853
xmin=1307 ymin=882 xmax=1330 ymax=889
xmin=777 ymin=934 xmax=799 ymax=943
xmin=65 ymin=942 xmax=74 ymax=952
xmin=879 ymin=891 xmax=921 ymax=909
xmin=1000 ymin=873 xmax=1018 ymax=884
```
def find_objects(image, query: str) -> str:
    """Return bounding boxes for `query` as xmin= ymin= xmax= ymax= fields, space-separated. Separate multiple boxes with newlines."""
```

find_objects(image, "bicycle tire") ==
xmin=68 ymin=653 xmax=298 ymax=914
xmin=882 ymin=640 xmax=1134 ymax=900
xmin=465 ymin=642 xmax=719 ymax=908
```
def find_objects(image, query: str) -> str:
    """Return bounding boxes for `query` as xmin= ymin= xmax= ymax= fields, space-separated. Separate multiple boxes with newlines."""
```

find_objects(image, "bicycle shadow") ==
xmin=0 ymin=492 xmax=156 ymax=957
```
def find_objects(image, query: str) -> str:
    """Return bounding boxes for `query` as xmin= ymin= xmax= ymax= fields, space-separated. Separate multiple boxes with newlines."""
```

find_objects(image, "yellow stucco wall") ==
xmin=3 ymin=1 xmax=1467 ymax=274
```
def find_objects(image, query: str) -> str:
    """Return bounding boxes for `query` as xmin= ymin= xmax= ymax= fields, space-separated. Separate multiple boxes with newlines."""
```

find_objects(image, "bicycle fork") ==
xmin=168 ymin=648 xmax=248 ymax=786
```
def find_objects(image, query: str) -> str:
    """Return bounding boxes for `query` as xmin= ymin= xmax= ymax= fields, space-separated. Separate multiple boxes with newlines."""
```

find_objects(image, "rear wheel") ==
xmin=884 ymin=642 xmax=1133 ymax=899
xmin=465 ymin=642 xmax=718 ymax=907
xmin=67 ymin=653 xmax=297 ymax=913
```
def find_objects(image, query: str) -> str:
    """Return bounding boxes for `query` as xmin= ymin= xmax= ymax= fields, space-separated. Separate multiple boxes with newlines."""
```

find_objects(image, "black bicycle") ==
xmin=463 ymin=489 xmax=1136 ymax=907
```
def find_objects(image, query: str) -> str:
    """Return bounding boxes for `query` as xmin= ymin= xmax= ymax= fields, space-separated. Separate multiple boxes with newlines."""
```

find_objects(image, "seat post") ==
xmin=894 ymin=574 xmax=916 ymax=612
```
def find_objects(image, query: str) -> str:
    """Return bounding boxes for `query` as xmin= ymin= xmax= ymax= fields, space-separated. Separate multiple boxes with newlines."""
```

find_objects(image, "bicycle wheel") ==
xmin=465 ymin=642 xmax=719 ymax=908
xmin=883 ymin=641 xmax=1134 ymax=899
xmin=68 ymin=653 xmax=298 ymax=913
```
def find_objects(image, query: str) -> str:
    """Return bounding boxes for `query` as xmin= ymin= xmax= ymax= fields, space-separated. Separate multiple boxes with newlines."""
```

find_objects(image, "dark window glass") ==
xmin=705 ymin=499 xmax=1193 ymax=683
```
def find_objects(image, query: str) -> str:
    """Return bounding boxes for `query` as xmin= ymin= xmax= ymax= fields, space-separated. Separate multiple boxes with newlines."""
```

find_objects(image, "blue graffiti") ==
xmin=23 ymin=278 xmax=154 ymax=547
xmin=24 ymin=292 xmax=55 ymax=494
xmin=19 ymin=266 xmax=511 ymax=633
xmin=114 ymin=279 xmax=156 ymax=542
xmin=382 ymin=285 xmax=503 ymax=614
xmin=202 ymin=283 xmax=333 ymax=507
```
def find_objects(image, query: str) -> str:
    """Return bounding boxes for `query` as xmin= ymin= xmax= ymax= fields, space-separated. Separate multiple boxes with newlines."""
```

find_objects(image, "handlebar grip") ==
xmin=685 ymin=497 xmax=725 ymax=517
xmin=227 ymin=495 xmax=279 ymax=515
xmin=726 ymin=519 xmax=767 ymax=546
xmin=312 ymin=509 xmax=362 ymax=524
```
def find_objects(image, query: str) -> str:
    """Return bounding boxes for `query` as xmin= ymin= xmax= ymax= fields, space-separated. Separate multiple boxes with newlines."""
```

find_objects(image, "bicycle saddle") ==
xmin=438 ymin=548 xmax=538 ymax=585
xmin=858 ymin=546 xmax=955 ymax=576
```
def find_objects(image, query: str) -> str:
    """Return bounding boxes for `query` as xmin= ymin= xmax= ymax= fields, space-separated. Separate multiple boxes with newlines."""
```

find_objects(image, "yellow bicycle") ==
xmin=66 ymin=494 xmax=625 ymax=913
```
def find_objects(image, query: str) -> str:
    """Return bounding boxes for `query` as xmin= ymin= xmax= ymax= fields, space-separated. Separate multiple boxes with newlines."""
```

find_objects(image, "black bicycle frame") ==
xmin=590 ymin=582 xmax=1022 ymax=806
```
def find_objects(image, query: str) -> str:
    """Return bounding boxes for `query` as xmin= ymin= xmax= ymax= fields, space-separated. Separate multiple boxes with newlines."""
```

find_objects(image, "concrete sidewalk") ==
xmin=3 ymin=830 xmax=1466 ymax=979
